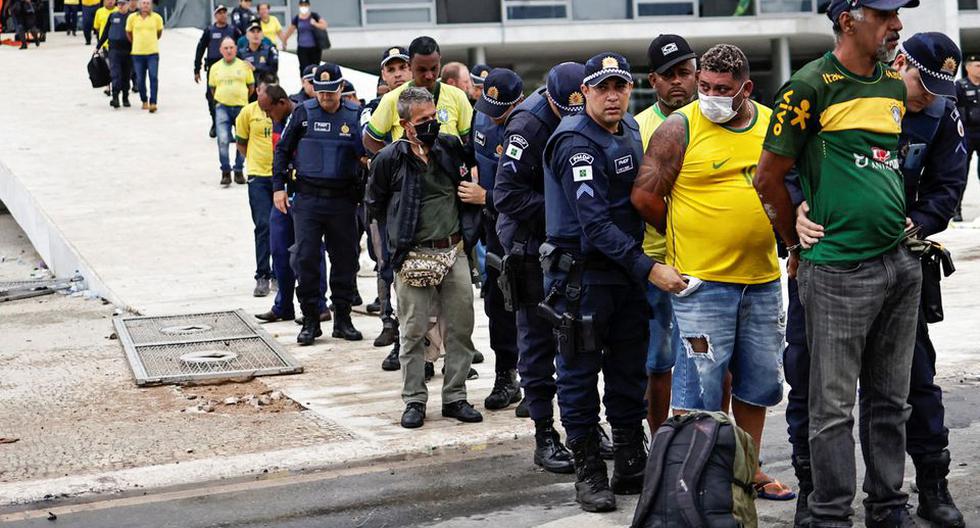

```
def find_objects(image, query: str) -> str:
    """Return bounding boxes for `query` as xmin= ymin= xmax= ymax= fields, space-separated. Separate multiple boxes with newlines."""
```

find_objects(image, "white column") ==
xmin=470 ymin=45 xmax=487 ymax=66
xmin=771 ymin=36 xmax=791 ymax=93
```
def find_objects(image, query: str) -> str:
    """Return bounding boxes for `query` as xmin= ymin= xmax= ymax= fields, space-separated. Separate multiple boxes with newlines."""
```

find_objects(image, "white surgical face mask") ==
xmin=698 ymin=82 xmax=746 ymax=124
xmin=299 ymin=6 xmax=310 ymax=15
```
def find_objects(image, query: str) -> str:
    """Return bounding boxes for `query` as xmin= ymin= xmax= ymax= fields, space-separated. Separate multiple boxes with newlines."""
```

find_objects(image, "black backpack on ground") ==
xmin=631 ymin=412 xmax=759 ymax=528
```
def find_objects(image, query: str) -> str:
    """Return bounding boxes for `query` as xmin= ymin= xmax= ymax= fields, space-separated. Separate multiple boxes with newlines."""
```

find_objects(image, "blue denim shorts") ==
xmin=670 ymin=279 xmax=785 ymax=411
xmin=645 ymin=283 xmax=680 ymax=374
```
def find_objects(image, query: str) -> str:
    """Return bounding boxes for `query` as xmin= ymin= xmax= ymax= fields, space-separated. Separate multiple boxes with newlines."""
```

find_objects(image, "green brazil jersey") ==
xmin=763 ymin=52 xmax=908 ymax=265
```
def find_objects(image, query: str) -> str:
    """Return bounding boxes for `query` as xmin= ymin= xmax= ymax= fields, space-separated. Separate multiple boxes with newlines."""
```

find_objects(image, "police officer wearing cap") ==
xmin=786 ymin=32 xmax=968 ymax=528
xmin=273 ymin=63 xmax=368 ymax=346
xmin=469 ymin=63 xmax=491 ymax=103
xmin=238 ymin=20 xmax=278 ymax=88
xmin=956 ymin=52 xmax=980 ymax=220
xmin=494 ymin=62 xmax=585 ymax=476
xmin=194 ymin=4 xmax=241 ymax=138
xmin=470 ymin=68 xmax=524 ymax=414
xmin=291 ymin=64 xmax=317 ymax=104
xmin=542 ymin=53 xmax=665 ymax=512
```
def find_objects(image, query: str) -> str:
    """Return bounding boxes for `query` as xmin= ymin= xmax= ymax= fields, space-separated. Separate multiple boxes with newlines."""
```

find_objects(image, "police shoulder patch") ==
xmin=569 ymin=152 xmax=595 ymax=166
xmin=572 ymin=165 xmax=593 ymax=182
xmin=509 ymin=134 xmax=529 ymax=149
xmin=475 ymin=131 xmax=486 ymax=146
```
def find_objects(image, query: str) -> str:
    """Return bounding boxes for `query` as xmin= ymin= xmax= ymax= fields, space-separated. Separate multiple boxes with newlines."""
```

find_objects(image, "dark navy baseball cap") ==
xmin=301 ymin=64 xmax=317 ymax=81
xmin=475 ymin=68 xmax=524 ymax=118
xmin=583 ymin=52 xmax=633 ymax=87
xmin=247 ymin=20 xmax=261 ymax=32
xmin=900 ymin=32 xmax=961 ymax=98
xmin=546 ymin=62 xmax=586 ymax=117
xmin=312 ymin=63 xmax=344 ymax=92
xmin=825 ymin=0 xmax=918 ymax=23
xmin=213 ymin=4 xmax=228 ymax=14
xmin=470 ymin=64 xmax=491 ymax=86
xmin=380 ymin=46 xmax=409 ymax=68
xmin=648 ymin=34 xmax=696 ymax=74
xmin=341 ymin=80 xmax=356 ymax=96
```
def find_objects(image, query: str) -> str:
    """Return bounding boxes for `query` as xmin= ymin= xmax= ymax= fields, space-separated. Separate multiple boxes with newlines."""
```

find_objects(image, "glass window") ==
xmin=506 ymin=5 xmax=568 ymax=19
xmin=637 ymin=1 xmax=695 ymax=16
xmin=759 ymin=0 xmax=812 ymax=12
xmin=365 ymin=7 xmax=433 ymax=23
xmin=700 ymin=0 xmax=754 ymax=16
xmin=961 ymin=0 xmax=979 ymax=9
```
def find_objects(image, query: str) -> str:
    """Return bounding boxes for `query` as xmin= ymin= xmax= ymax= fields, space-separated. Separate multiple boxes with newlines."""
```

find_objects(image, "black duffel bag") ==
xmin=87 ymin=51 xmax=110 ymax=88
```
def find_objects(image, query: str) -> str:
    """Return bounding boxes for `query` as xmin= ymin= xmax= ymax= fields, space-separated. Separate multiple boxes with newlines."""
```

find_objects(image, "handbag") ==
xmin=398 ymin=244 xmax=459 ymax=288
xmin=87 ymin=50 xmax=110 ymax=88
xmin=313 ymin=26 xmax=330 ymax=50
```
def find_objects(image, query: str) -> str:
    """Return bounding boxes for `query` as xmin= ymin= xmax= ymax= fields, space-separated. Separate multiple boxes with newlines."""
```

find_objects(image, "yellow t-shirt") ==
xmin=666 ymin=100 xmax=779 ymax=284
xmin=235 ymin=102 xmax=274 ymax=177
xmin=93 ymin=6 xmax=116 ymax=49
xmin=635 ymin=102 xmax=669 ymax=263
xmin=366 ymin=81 xmax=473 ymax=142
xmin=65 ymin=0 xmax=80 ymax=6
xmin=81 ymin=0 xmax=100 ymax=6
xmin=260 ymin=16 xmax=282 ymax=45
xmin=125 ymin=12 xmax=163 ymax=56
xmin=208 ymin=58 xmax=254 ymax=107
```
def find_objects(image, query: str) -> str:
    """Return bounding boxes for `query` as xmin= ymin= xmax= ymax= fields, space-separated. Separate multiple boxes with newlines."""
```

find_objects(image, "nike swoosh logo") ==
xmin=712 ymin=158 xmax=732 ymax=170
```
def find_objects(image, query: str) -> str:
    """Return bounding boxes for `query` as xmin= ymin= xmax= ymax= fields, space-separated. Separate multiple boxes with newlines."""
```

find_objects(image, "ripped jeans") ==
xmin=670 ymin=278 xmax=785 ymax=411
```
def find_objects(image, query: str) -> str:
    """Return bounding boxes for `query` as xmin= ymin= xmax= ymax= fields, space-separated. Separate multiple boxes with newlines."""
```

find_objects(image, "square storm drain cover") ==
xmin=113 ymin=309 xmax=302 ymax=386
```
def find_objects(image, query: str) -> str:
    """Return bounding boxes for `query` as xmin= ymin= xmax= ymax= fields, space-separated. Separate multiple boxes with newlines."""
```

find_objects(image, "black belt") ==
xmin=293 ymin=180 xmax=352 ymax=198
xmin=418 ymin=233 xmax=462 ymax=249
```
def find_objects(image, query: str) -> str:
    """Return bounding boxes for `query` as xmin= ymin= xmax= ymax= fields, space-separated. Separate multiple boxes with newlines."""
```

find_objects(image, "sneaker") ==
xmin=253 ymin=278 xmax=271 ymax=297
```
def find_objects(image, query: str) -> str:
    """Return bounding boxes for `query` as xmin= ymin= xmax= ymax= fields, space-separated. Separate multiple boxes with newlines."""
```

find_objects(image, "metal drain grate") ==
xmin=113 ymin=310 xmax=302 ymax=386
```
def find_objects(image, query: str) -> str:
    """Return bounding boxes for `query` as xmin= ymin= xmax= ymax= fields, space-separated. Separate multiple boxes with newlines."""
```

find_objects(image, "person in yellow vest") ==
xmin=256 ymin=2 xmax=284 ymax=49
xmin=81 ymin=0 xmax=100 ymax=44
xmin=209 ymin=36 xmax=254 ymax=186
xmin=92 ymin=0 xmax=116 ymax=49
xmin=633 ymin=34 xmax=697 ymax=434
xmin=64 ymin=0 xmax=80 ymax=36
xmin=126 ymin=0 xmax=163 ymax=112
xmin=236 ymin=78 xmax=276 ymax=296
xmin=632 ymin=43 xmax=794 ymax=500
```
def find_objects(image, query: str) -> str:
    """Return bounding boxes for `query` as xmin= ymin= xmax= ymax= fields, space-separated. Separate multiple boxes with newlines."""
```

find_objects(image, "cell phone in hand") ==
xmin=675 ymin=276 xmax=703 ymax=298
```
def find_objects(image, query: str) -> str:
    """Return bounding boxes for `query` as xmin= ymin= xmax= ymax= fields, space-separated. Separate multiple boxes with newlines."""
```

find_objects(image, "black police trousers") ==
xmin=108 ymin=48 xmax=132 ymax=97
xmin=483 ymin=221 xmax=519 ymax=374
xmin=515 ymin=264 xmax=558 ymax=421
xmin=784 ymin=277 xmax=949 ymax=458
xmin=290 ymin=192 xmax=359 ymax=318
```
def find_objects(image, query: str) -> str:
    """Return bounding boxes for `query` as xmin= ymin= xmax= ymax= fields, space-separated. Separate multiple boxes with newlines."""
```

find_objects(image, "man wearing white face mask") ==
xmin=632 ymin=43 xmax=787 ymax=498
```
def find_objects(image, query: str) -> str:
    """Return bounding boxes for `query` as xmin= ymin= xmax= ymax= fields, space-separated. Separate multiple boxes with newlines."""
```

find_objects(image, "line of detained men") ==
xmin=244 ymin=0 xmax=968 ymax=522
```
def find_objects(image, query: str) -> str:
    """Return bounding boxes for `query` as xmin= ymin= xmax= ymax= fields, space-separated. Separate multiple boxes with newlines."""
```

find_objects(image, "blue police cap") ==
xmin=341 ymin=80 xmax=356 ymax=96
xmin=546 ymin=62 xmax=586 ymax=117
xmin=312 ymin=63 xmax=344 ymax=92
xmin=900 ymin=32 xmax=961 ymax=98
xmin=583 ymin=52 xmax=633 ymax=87
xmin=825 ymin=0 xmax=918 ymax=24
xmin=470 ymin=64 xmax=492 ymax=86
xmin=301 ymin=64 xmax=317 ymax=81
xmin=475 ymin=68 xmax=524 ymax=119
xmin=380 ymin=46 xmax=409 ymax=68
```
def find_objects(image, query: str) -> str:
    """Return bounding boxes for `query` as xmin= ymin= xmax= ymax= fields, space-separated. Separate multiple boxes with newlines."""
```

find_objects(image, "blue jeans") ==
xmin=671 ymin=279 xmax=785 ymax=411
xmin=247 ymin=177 xmax=273 ymax=280
xmin=214 ymin=104 xmax=244 ymax=172
xmin=131 ymin=53 xmax=159 ymax=104
xmin=64 ymin=4 xmax=79 ymax=31
xmin=81 ymin=4 xmax=98 ymax=43
xmin=645 ymin=283 xmax=680 ymax=374
xmin=269 ymin=204 xmax=326 ymax=318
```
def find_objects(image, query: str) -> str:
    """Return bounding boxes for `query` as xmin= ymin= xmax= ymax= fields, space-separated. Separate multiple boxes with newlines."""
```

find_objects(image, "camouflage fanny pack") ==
xmin=398 ymin=243 xmax=460 ymax=288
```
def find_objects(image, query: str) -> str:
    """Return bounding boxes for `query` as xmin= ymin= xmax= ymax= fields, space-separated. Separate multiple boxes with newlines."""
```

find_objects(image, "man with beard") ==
xmin=752 ymin=0 xmax=923 ymax=525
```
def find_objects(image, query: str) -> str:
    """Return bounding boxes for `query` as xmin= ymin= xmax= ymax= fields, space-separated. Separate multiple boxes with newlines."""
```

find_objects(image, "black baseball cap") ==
xmin=900 ymin=32 xmax=961 ymax=98
xmin=648 ymin=34 xmax=696 ymax=74
xmin=965 ymin=53 xmax=980 ymax=63
xmin=247 ymin=20 xmax=261 ymax=32
xmin=825 ymin=0 xmax=918 ymax=23
xmin=312 ymin=63 xmax=344 ymax=92
xmin=213 ymin=4 xmax=227 ymax=14
xmin=546 ymin=62 xmax=586 ymax=117
xmin=470 ymin=64 xmax=491 ymax=86
xmin=301 ymin=64 xmax=317 ymax=81
xmin=475 ymin=68 xmax=524 ymax=119
xmin=341 ymin=80 xmax=356 ymax=96
xmin=380 ymin=46 xmax=409 ymax=68
xmin=583 ymin=52 xmax=632 ymax=87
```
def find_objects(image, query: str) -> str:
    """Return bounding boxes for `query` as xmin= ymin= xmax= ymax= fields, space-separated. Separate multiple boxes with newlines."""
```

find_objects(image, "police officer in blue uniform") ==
xmin=273 ymin=63 xmax=368 ymax=346
xmin=195 ymin=5 xmax=241 ymax=138
xmin=542 ymin=53 xmax=662 ymax=512
xmin=291 ymin=64 xmax=317 ymax=105
xmin=494 ymin=62 xmax=585 ymax=475
xmin=238 ymin=20 xmax=278 ymax=86
xmin=784 ymin=33 xmax=968 ymax=528
xmin=96 ymin=0 xmax=132 ymax=109
xmin=471 ymin=68 xmax=524 ymax=413
xmin=955 ymin=52 xmax=980 ymax=221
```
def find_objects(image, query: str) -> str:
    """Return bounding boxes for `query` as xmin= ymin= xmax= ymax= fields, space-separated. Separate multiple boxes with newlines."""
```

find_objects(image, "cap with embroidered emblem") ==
xmin=312 ymin=63 xmax=344 ymax=92
xmin=213 ymin=4 xmax=228 ymax=14
xmin=470 ymin=64 xmax=492 ymax=86
xmin=583 ymin=52 xmax=632 ymax=87
xmin=900 ymin=32 xmax=961 ymax=98
xmin=647 ymin=34 xmax=696 ymax=74
xmin=475 ymin=68 xmax=524 ymax=118
xmin=301 ymin=64 xmax=318 ymax=81
xmin=380 ymin=46 xmax=409 ymax=68
xmin=546 ymin=62 xmax=586 ymax=117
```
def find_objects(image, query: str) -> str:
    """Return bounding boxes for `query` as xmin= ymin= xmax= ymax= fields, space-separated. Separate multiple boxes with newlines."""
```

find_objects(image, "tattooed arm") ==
xmin=753 ymin=151 xmax=800 ymax=250
xmin=631 ymin=113 xmax=687 ymax=234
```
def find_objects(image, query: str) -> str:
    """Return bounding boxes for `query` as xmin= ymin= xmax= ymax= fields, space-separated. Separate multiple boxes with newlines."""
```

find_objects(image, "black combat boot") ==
xmin=533 ymin=419 xmax=574 ymax=474
xmin=568 ymin=434 xmax=616 ymax=512
xmin=484 ymin=370 xmax=521 ymax=410
xmin=296 ymin=315 xmax=321 ymax=346
xmin=913 ymin=450 xmax=964 ymax=527
xmin=381 ymin=341 xmax=400 ymax=371
xmin=110 ymin=93 xmax=120 ymax=108
xmin=332 ymin=305 xmax=363 ymax=341
xmin=373 ymin=316 xmax=398 ymax=347
xmin=610 ymin=424 xmax=647 ymax=495
xmin=597 ymin=424 xmax=614 ymax=460
xmin=792 ymin=454 xmax=814 ymax=528
xmin=866 ymin=506 xmax=919 ymax=528
xmin=121 ymin=92 xmax=131 ymax=107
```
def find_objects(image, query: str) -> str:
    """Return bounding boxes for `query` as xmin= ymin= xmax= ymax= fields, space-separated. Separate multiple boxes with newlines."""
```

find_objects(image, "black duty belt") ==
xmin=418 ymin=232 xmax=462 ymax=250
xmin=293 ymin=180 xmax=353 ymax=198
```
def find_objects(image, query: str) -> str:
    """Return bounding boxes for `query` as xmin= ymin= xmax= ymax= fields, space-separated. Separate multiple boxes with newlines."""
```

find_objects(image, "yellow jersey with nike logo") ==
xmin=635 ymin=102 xmax=668 ymax=263
xmin=666 ymin=99 xmax=780 ymax=284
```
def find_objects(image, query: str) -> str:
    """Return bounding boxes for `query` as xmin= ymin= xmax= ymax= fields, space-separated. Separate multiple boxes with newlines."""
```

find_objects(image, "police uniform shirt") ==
xmin=956 ymin=77 xmax=980 ymax=135
xmin=196 ymin=23 xmax=240 ymax=72
xmin=472 ymin=111 xmax=505 ymax=214
xmin=97 ymin=9 xmax=132 ymax=50
xmin=273 ymin=100 xmax=366 ymax=192
xmin=239 ymin=42 xmax=279 ymax=77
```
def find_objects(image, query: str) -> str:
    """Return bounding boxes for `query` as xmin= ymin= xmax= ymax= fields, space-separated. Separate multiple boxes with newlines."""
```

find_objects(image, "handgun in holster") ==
xmin=537 ymin=244 xmax=597 ymax=360
xmin=486 ymin=251 xmax=516 ymax=312
xmin=913 ymin=239 xmax=955 ymax=324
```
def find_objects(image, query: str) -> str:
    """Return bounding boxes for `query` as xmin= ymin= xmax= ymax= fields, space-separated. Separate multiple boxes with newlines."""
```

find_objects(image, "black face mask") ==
xmin=412 ymin=119 xmax=439 ymax=146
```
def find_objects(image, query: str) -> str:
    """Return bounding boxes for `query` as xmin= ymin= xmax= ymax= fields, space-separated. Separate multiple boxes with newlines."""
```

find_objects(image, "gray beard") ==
xmin=876 ymin=41 xmax=897 ymax=63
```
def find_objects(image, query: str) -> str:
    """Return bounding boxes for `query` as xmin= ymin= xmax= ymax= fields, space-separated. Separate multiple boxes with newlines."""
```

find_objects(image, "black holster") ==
xmin=914 ymin=240 xmax=955 ymax=323
xmin=537 ymin=242 xmax=597 ymax=361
